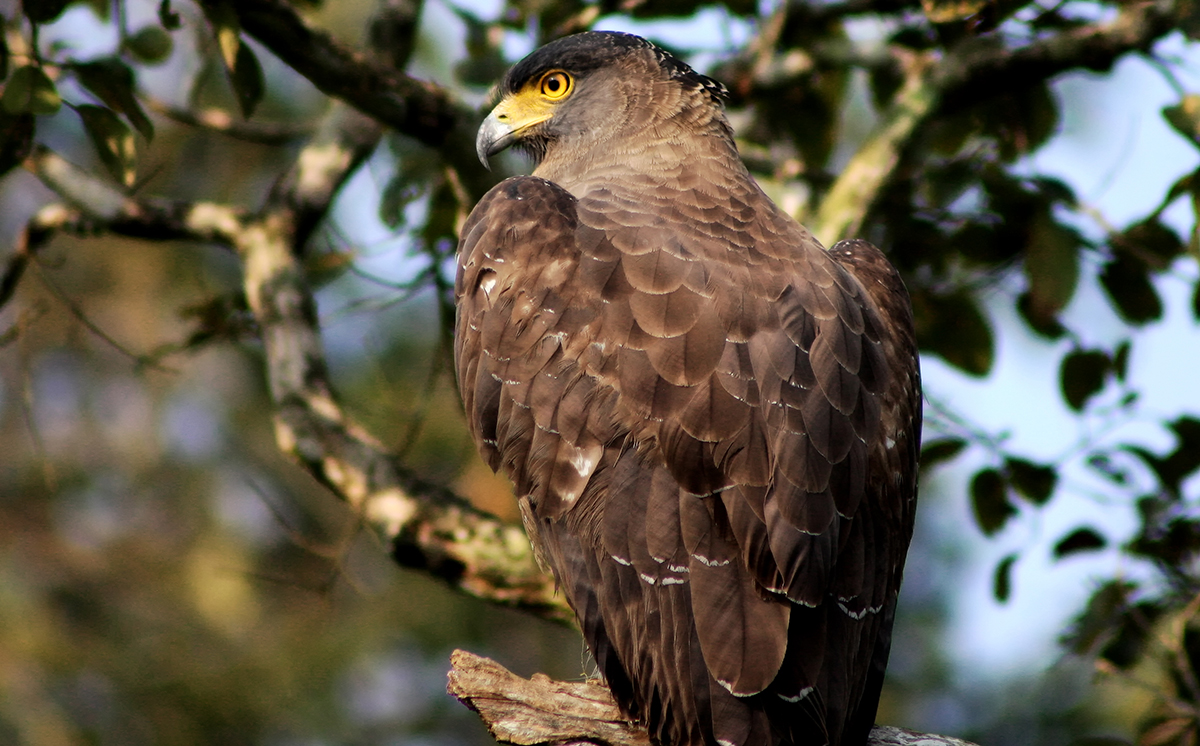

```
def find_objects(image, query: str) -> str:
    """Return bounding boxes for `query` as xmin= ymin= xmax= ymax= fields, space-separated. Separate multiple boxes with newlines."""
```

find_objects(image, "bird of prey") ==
xmin=454 ymin=31 xmax=922 ymax=746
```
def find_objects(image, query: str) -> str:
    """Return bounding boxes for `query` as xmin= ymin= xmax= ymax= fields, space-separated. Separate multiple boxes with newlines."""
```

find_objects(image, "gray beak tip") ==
xmin=475 ymin=112 xmax=513 ymax=173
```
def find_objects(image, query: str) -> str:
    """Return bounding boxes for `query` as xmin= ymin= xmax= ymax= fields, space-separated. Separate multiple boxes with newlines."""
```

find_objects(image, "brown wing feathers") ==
xmin=455 ymin=31 xmax=920 ymax=746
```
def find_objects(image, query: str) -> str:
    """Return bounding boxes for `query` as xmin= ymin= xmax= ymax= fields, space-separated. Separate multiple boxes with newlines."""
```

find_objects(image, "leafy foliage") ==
xmin=994 ymin=552 xmax=1018 ymax=602
xmin=971 ymin=467 xmax=1016 ymax=536
xmin=1060 ymin=348 xmax=1112 ymax=412
xmin=1053 ymin=528 xmax=1106 ymax=560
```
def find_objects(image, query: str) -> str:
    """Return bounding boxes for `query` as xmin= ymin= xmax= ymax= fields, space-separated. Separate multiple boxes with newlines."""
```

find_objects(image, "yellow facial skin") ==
xmin=476 ymin=71 xmax=575 ymax=167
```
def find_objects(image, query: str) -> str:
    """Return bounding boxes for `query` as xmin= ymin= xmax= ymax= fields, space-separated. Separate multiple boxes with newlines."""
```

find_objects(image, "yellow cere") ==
xmin=490 ymin=71 xmax=575 ymax=134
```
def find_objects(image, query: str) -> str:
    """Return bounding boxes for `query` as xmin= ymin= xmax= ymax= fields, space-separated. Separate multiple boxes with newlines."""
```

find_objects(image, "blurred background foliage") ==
xmin=0 ymin=0 xmax=1197 ymax=745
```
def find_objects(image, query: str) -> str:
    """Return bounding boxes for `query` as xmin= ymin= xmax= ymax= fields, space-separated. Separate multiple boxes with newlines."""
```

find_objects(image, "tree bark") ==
xmin=448 ymin=650 xmax=982 ymax=746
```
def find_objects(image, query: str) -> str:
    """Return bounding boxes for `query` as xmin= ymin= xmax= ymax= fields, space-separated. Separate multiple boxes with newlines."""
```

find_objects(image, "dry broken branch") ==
xmin=448 ymin=650 xmax=982 ymax=746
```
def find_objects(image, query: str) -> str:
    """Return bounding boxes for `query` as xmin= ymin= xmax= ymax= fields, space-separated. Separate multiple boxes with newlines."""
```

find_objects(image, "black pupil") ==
xmin=546 ymin=76 xmax=561 ymax=93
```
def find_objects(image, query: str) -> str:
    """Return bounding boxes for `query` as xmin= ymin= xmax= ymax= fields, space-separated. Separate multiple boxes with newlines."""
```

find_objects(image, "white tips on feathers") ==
xmin=570 ymin=445 xmax=600 ymax=479
xmin=777 ymin=686 xmax=815 ymax=703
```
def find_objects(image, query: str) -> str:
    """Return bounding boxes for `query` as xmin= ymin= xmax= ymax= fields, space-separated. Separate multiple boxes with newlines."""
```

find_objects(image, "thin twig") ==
xmin=30 ymin=260 xmax=176 ymax=373
xmin=143 ymin=95 xmax=312 ymax=144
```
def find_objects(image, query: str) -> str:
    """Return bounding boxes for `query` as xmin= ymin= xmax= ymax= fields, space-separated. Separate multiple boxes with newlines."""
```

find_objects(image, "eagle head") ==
xmin=475 ymin=30 xmax=729 ymax=168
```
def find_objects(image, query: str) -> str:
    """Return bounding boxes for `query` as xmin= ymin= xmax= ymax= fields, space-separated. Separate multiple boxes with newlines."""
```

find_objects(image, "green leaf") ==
xmin=71 ymin=58 xmax=154 ymax=141
xmin=1011 ymin=84 xmax=1060 ymax=159
xmin=1100 ymin=600 xmax=1161 ymax=670
xmin=1164 ymin=94 xmax=1200 ymax=148
xmin=78 ymin=0 xmax=111 ymax=20
xmin=1128 ymin=515 xmax=1200 ymax=569
xmin=202 ymin=0 xmax=262 ymax=118
xmin=1183 ymin=0 xmax=1200 ymax=41
xmin=380 ymin=177 xmax=422 ymax=229
xmin=124 ymin=26 xmax=174 ymax=64
xmin=1163 ymin=169 xmax=1197 ymax=206
xmin=76 ymin=104 xmax=137 ymax=187
xmin=2 ymin=66 xmax=61 ymax=116
xmin=1024 ymin=211 xmax=1081 ymax=322
xmin=1030 ymin=176 xmax=1077 ymax=206
xmin=1119 ymin=219 xmax=1184 ymax=269
xmin=421 ymin=180 xmax=460 ymax=250
xmin=993 ymin=553 xmax=1017 ymax=602
xmin=1016 ymin=291 xmax=1068 ymax=339
xmin=1005 ymin=457 xmax=1057 ymax=505
xmin=303 ymin=250 xmax=356 ymax=285
xmin=971 ymin=467 xmax=1015 ymax=535
xmin=452 ymin=9 xmax=509 ymax=88
xmin=1062 ymin=580 xmax=1136 ymax=656
xmin=22 ymin=0 xmax=70 ymax=23
xmin=230 ymin=43 xmax=264 ymax=119
xmin=1162 ymin=416 xmax=1200 ymax=492
xmin=0 ymin=112 xmax=35 ymax=177
xmin=203 ymin=0 xmax=241 ymax=72
xmin=920 ymin=438 xmax=968 ymax=469
xmin=1112 ymin=340 xmax=1131 ymax=382
xmin=1060 ymin=348 xmax=1110 ymax=412
xmin=1099 ymin=250 xmax=1163 ymax=325
xmin=869 ymin=62 xmax=904 ymax=115
xmin=1087 ymin=453 xmax=1129 ymax=485
xmin=379 ymin=151 xmax=439 ymax=228
xmin=913 ymin=289 xmax=995 ymax=377
xmin=975 ymin=82 xmax=1059 ymax=162
xmin=920 ymin=0 xmax=989 ymax=23
xmin=159 ymin=0 xmax=182 ymax=29
xmin=1053 ymin=527 xmax=1106 ymax=559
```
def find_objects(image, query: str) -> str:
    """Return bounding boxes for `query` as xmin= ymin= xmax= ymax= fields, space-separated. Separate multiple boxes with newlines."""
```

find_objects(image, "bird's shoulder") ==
xmin=460 ymin=175 xmax=578 ymax=250
xmin=455 ymin=175 xmax=584 ymax=306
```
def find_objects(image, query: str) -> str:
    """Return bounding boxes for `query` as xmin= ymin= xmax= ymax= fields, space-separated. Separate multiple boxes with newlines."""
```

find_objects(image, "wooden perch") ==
xmin=448 ymin=650 xmax=981 ymax=746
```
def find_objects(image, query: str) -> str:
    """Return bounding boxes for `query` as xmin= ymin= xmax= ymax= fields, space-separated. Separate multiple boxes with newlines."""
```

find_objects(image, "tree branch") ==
xmin=447 ymin=651 xmax=982 ymax=746
xmin=196 ymin=0 xmax=493 ymax=196
xmin=936 ymin=0 xmax=1177 ymax=109
xmin=812 ymin=50 xmax=938 ymax=244
xmin=144 ymin=95 xmax=312 ymax=145
xmin=19 ymin=0 xmax=1173 ymax=652
xmin=25 ymin=145 xmax=247 ymax=239
xmin=12 ymin=114 xmax=570 ymax=627
xmin=205 ymin=0 xmax=460 ymax=144
xmin=233 ymin=107 xmax=570 ymax=622
xmin=265 ymin=103 xmax=384 ymax=252
xmin=812 ymin=0 xmax=1179 ymax=241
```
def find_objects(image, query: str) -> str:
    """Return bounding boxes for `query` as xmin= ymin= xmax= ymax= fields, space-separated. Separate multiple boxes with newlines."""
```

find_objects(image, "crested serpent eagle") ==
xmin=453 ymin=31 xmax=922 ymax=746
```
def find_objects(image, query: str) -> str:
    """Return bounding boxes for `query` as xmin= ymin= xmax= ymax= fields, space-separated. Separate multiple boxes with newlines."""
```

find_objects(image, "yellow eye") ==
xmin=538 ymin=71 xmax=573 ymax=100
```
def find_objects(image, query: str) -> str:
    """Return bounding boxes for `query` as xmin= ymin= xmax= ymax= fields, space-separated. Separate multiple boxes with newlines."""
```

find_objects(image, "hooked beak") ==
xmin=475 ymin=92 xmax=555 ymax=169
xmin=476 ymin=110 xmax=516 ymax=170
